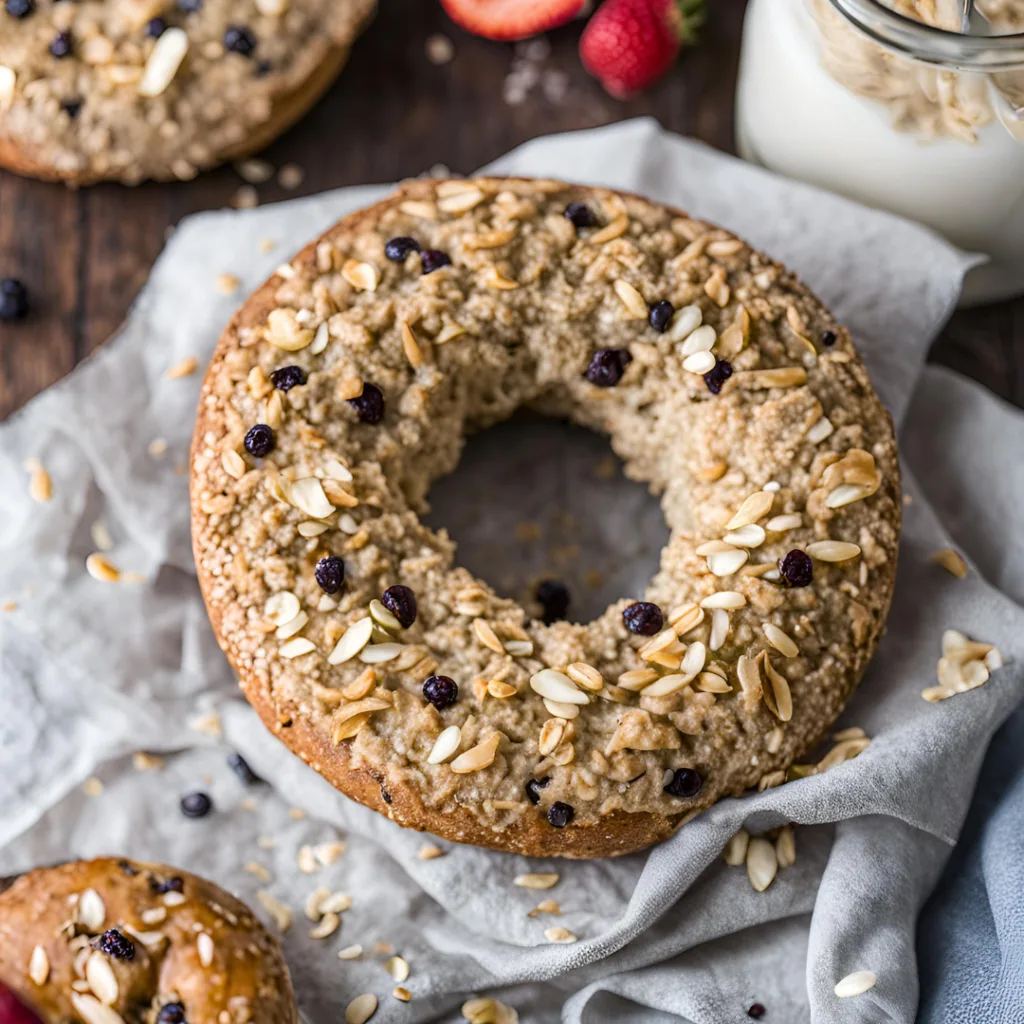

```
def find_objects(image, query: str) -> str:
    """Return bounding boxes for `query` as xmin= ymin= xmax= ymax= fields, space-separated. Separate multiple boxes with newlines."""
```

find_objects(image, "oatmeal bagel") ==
xmin=0 ymin=858 xmax=297 ymax=1023
xmin=191 ymin=178 xmax=901 ymax=858
xmin=0 ymin=0 xmax=374 ymax=186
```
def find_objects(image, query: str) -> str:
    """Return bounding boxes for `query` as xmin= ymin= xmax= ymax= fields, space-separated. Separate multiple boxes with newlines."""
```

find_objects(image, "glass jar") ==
xmin=735 ymin=0 xmax=1024 ymax=304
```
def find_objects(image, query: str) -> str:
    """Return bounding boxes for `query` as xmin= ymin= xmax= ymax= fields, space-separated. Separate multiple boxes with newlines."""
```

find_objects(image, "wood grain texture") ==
xmin=0 ymin=0 xmax=1020 ymax=417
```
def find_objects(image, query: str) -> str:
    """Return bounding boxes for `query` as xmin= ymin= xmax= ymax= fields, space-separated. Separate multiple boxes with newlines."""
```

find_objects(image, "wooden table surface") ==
xmin=1 ymin=0 xmax=1021 ymax=418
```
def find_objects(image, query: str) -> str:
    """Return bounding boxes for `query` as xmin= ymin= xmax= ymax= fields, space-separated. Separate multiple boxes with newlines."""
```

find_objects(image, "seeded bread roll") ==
xmin=0 ymin=858 xmax=298 ymax=1024
xmin=0 ymin=0 xmax=375 ymax=186
xmin=191 ymin=178 xmax=901 ymax=858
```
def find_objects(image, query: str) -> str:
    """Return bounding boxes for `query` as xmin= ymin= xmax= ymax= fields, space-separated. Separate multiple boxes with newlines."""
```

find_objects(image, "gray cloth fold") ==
xmin=0 ymin=120 xmax=1019 ymax=1023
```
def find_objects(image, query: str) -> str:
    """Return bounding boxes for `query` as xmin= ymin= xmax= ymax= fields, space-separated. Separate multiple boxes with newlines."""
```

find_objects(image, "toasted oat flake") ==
xmin=320 ymin=891 xmax=353 ymax=914
xmin=439 ymin=187 xmax=486 ymax=214
xmin=531 ymin=669 xmax=588 ymax=705
xmin=588 ymin=214 xmax=629 ymax=244
xmin=26 ymin=461 xmax=52 ymax=503
xmin=345 ymin=993 xmax=378 ymax=1024
xmin=806 ymin=540 xmax=861 ymax=562
xmin=428 ymin=725 xmax=462 ymax=764
xmin=544 ymin=927 xmax=577 ymax=943
xmin=450 ymin=732 xmax=501 ymax=774
xmin=682 ymin=350 xmax=716 ymax=375
xmin=165 ymin=355 xmax=198 ymax=379
xmin=528 ymin=899 xmax=561 ymax=917
xmin=723 ymin=828 xmax=749 ymax=866
xmin=727 ymin=490 xmax=774 ymax=530
xmin=328 ymin=617 xmax=374 ymax=665
xmin=309 ymin=911 xmax=340 ymax=939
xmin=932 ymin=548 xmax=968 ymax=578
xmin=28 ymin=944 xmax=49 ymax=985
xmin=342 ymin=259 xmax=379 ymax=292
xmin=514 ymin=873 xmax=559 ymax=890
xmin=221 ymin=450 xmax=246 ymax=480
xmin=462 ymin=997 xmax=520 ymax=1024
xmin=70 ymin=993 xmax=124 ymax=1024
xmin=763 ymin=623 xmax=799 ymax=658
xmin=196 ymin=932 xmax=214 ymax=968
xmin=746 ymin=836 xmax=777 ymax=892
xmin=256 ymin=891 xmax=292 ymax=932
xmin=614 ymin=279 xmax=648 ymax=318
xmin=679 ymin=324 xmax=717 ymax=356
xmin=86 ymin=553 xmax=121 ymax=582
xmin=834 ymin=970 xmax=877 ymax=998
xmin=78 ymin=888 xmax=106 ymax=932
xmin=775 ymin=825 xmax=796 ymax=868
xmin=766 ymin=513 xmax=801 ymax=533
xmin=139 ymin=27 xmax=188 ymax=97
xmin=387 ymin=955 xmax=410 ymax=982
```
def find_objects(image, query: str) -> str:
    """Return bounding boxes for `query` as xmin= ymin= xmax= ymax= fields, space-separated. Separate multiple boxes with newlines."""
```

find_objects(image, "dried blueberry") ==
xmin=664 ymin=767 xmax=702 ymax=799
xmin=564 ymin=202 xmax=598 ymax=229
xmin=157 ymin=1005 xmax=187 ymax=1024
xmin=747 ymin=1005 xmax=766 ymax=1019
xmin=547 ymin=802 xmax=574 ymax=828
xmin=422 ymin=675 xmax=458 ymax=710
xmin=525 ymin=776 xmax=551 ymax=805
xmin=224 ymin=25 xmax=256 ymax=56
xmin=50 ymin=31 xmax=73 ymax=58
xmin=419 ymin=249 xmax=451 ymax=275
xmin=703 ymin=358 xmax=733 ymax=395
xmin=270 ymin=365 xmax=306 ymax=391
xmin=348 ymin=382 xmax=384 ymax=424
xmin=150 ymin=876 xmax=184 ymax=894
xmin=227 ymin=752 xmax=263 ymax=786
xmin=648 ymin=299 xmax=674 ymax=333
xmin=778 ymin=549 xmax=813 ymax=588
xmin=384 ymin=236 xmax=421 ymax=262
xmin=243 ymin=423 xmax=275 ymax=457
xmin=585 ymin=348 xmax=632 ymax=388
xmin=0 ymin=279 xmax=29 ymax=321
xmin=117 ymin=860 xmax=138 ymax=876
xmin=314 ymin=555 xmax=346 ymax=595
xmin=4 ymin=0 xmax=34 ymax=18
xmin=62 ymin=99 xmax=83 ymax=119
xmin=146 ymin=16 xmax=167 ymax=37
xmin=623 ymin=601 xmax=664 ymax=636
xmin=535 ymin=579 xmax=570 ymax=625
xmin=381 ymin=585 xmax=417 ymax=629
xmin=821 ymin=329 xmax=837 ymax=347
xmin=95 ymin=929 xmax=135 ymax=960
xmin=176 ymin=0 xmax=202 ymax=12
xmin=180 ymin=792 xmax=212 ymax=819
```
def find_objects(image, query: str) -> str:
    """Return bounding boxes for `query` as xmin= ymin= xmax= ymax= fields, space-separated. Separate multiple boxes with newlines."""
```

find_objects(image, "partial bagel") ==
xmin=191 ymin=177 xmax=901 ymax=858
xmin=0 ymin=858 xmax=298 ymax=1024
xmin=0 ymin=0 xmax=374 ymax=185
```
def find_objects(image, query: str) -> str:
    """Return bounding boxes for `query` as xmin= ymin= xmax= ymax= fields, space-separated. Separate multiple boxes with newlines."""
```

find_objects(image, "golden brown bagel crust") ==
xmin=0 ymin=858 xmax=298 ymax=1024
xmin=0 ymin=0 xmax=374 ymax=186
xmin=191 ymin=178 xmax=900 ymax=858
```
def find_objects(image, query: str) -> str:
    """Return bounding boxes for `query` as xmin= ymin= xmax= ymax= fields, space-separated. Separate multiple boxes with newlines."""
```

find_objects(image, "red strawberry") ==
xmin=580 ymin=0 xmax=704 ymax=98
xmin=441 ymin=0 xmax=588 ymax=41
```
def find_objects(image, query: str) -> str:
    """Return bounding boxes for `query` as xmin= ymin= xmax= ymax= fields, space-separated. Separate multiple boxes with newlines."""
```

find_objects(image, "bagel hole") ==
xmin=423 ymin=411 xmax=669 ymax=624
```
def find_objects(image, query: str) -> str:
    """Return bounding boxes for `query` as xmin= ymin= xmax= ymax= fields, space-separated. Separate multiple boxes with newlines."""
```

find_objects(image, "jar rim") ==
xmin=830 ymin=0 xmax=1024 ymax=70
